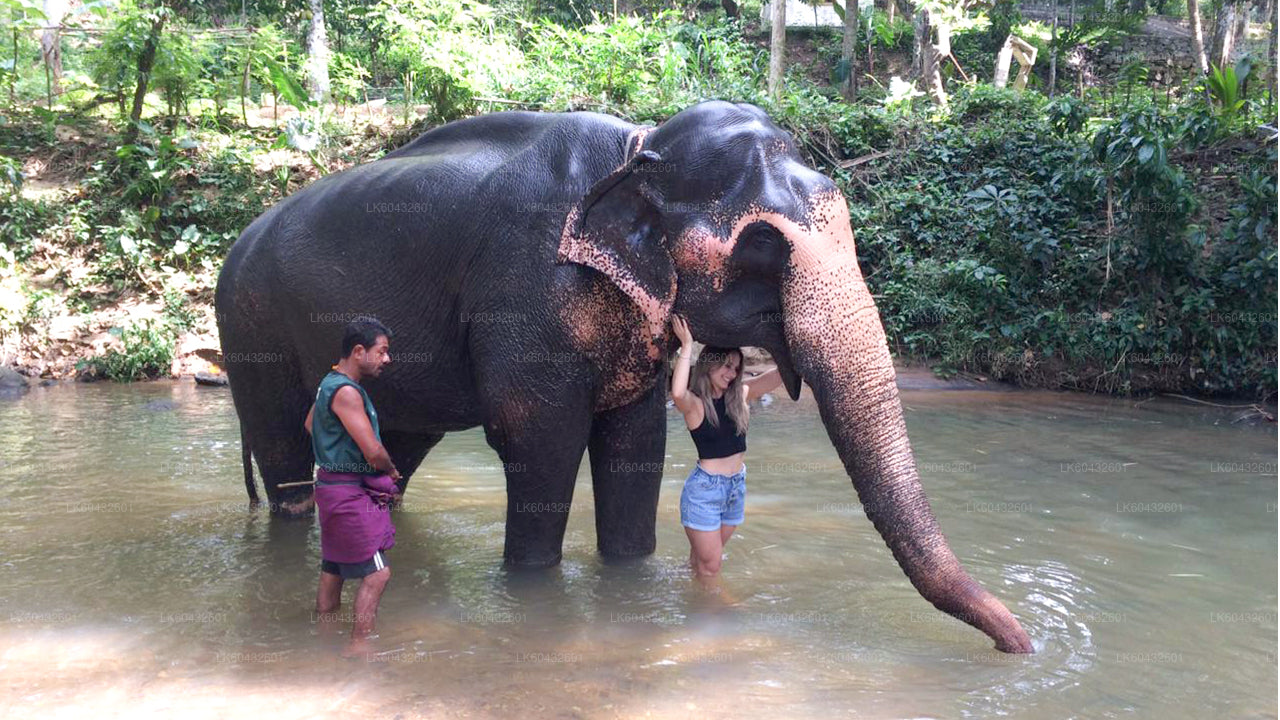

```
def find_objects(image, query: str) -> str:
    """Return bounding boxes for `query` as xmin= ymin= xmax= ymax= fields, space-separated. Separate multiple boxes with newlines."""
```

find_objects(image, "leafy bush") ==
xmin=86 ymin=2 xmax=204 ymax=121
xmin=78 ymin=318 xmax=178 ymax=381
xmin=846 ymin=87 xmax=1275 ymax=396
xmin=516 ymin=12 xmax=764 ymax=117
xmin=371 ymin=0 xmax=523 ymax=121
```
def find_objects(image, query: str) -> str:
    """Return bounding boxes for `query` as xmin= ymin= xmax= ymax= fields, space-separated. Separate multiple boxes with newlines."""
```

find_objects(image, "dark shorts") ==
xmin=320 ymin=549 xmax=389 ymax=580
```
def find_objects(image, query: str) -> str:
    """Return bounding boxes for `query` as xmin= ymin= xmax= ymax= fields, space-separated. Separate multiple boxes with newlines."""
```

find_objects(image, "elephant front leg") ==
xmin=481 ymin=393 xmax=594 ymax=568
xmin=588 ymin=380 xmax=667 ymax=559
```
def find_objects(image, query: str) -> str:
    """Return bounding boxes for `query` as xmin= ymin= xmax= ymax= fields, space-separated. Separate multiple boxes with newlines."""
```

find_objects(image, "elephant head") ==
xmin=558 ymin=100 xmax=1034 ymax=653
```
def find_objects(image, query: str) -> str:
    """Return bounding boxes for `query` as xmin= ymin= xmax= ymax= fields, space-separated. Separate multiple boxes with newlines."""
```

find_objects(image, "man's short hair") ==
xmin=342 ymin=317 xmax=392 ymax=357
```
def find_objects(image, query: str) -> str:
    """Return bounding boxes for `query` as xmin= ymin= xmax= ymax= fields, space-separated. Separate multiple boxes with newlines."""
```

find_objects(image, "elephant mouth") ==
xmin=759 ymin=337 xmax=802 ymax=400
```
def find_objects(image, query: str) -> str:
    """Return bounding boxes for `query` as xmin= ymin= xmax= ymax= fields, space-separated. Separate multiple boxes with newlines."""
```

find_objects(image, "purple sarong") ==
xmin=315 ymin=469 xmax=397 ymax=564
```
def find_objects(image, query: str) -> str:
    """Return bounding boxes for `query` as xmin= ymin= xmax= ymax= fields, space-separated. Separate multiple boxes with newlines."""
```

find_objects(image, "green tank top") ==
xmin=312 ymin=370 xmax=381 ymax=475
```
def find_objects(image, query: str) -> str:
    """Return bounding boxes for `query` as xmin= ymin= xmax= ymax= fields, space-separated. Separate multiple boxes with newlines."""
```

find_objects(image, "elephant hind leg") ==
xmin=226 ymin=351 xmax=315 ymax=516
xmin=382 ymin=430 xmax=446 ymax=492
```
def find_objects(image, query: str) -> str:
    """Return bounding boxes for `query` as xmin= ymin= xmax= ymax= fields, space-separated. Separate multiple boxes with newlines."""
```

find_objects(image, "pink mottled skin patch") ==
xmin=671 ymin=189 xmax=858 ymax=293
xmin=557 ymin=271 xmax=666 ymax=411
xmin=557 ymin=207 xmax=676 ymax=344
xmin=556 ymin=127 xmax=673 ymax=411
xmin=627 ymin=126 xmax=653 ymax=159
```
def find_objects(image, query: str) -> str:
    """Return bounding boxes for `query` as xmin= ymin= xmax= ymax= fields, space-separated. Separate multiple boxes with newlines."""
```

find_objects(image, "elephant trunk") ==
xmin=779 ymin=192 xmax=1034 ymax=654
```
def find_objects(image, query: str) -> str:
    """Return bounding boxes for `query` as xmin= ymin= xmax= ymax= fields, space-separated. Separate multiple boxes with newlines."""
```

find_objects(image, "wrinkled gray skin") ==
xmin=215 ymin=100 xmax=1034 ymax=653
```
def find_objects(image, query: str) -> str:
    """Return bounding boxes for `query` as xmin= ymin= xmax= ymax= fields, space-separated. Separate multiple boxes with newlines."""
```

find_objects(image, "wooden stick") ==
xmin=948 ymin=53 xmax=970 ymax=83
xmin=1160 ymin=393 xmax=1272 ymax=410
xmin=838 ymin=148 xmax=899 ymax=169
xmin=276 ymin=480 xmax=317 ymax=488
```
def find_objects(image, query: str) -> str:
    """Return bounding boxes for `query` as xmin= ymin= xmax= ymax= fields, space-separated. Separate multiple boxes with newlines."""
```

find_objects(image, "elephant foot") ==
xmin=597 ymin=541 xmax=656 ymax=562
xmin=266 ymin=487 xmax=316 ymax=518
xmin=501 ymin=551 xmax=563 ymax=569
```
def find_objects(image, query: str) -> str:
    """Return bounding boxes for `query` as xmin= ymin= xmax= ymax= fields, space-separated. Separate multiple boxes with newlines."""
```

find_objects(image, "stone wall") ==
xmin=1066 ymin=31 xmax=1270 ymax=91
xmin=1069 ymin=34 xmax=1200 ymax=91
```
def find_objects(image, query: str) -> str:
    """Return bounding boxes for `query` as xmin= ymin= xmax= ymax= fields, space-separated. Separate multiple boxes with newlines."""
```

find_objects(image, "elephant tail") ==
xmin=241 ymin=424 xmax=260 ymax=507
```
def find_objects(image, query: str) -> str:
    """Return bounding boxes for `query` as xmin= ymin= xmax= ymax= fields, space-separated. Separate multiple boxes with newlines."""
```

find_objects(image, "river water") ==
xmin=0 ymin=380 xmax=1274 ymax=719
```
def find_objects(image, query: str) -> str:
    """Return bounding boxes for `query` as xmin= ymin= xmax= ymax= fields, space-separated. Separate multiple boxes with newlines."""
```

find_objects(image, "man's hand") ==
xmin=368 ymin=490 xmax=395 ymax=509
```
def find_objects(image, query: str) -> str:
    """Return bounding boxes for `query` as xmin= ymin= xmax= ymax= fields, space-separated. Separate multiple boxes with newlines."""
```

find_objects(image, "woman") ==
xmin=670 ymin=314 xmax=783 ymax=579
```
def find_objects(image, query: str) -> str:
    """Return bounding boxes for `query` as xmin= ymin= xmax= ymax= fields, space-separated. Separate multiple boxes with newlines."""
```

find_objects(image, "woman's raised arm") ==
xmin=669 ymin=315 xmax=700 ymax=416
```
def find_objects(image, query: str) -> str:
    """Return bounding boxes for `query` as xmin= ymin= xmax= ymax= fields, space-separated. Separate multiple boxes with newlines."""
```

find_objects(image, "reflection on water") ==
xmin=0 ymin=381 xmax=1275 ymax=718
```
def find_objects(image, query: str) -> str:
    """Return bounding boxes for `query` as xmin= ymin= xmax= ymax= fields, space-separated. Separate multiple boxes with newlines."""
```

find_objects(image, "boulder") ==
xmin=0 ymin=366 xmax=30 ymax=397
xmin=194 ymin=371 xmax=229 ymax=387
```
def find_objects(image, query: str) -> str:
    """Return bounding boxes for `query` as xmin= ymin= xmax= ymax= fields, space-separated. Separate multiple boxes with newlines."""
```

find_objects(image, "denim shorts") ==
xmin=680 ymin=463 xmax=747 ymax=531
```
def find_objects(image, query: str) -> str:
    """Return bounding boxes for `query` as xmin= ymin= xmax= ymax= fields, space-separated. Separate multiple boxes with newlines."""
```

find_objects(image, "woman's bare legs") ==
xmin=686 ymin=527 xmax=723 ymax=577
xmin=685 ymin=526 xmax=741 ymax=605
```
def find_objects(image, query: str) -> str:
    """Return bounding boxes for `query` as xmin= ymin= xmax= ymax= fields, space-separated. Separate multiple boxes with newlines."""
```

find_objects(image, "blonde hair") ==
xmin=690 ymin=346 xmax=749 ymax=434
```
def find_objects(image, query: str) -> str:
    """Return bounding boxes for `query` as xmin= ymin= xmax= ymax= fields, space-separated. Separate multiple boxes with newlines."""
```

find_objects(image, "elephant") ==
xmin=214 ymin=100 xmax=1035 ymax=653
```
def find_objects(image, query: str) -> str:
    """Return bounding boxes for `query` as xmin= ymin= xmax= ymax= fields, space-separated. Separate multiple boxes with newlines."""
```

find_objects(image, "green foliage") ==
xmin=1046 ymin=94 xmax=1089 ymax=136
xmin=78 ymin=318 xmax=178 ymax=381
xmin=328 ymin=52 xmax=371 ymax=106
xmin=1205 ymin=59 xmax=1251 ymax=122
xmin=0 ymin=154 xmax=21 ymax=195
xmin=870 ymin=89 xmax=1269 ymax=394
xmin=949 ymin=83 xmax=1045 ymax=123
xmin=86 ymin=2 xmax=203 ymax=121
xmin=1053 ymin=7 xmax=1145 ymax=51
xmin=867 ymin=8 xmax=913 ymax=51
xmin=1 ymin=3 xmax=1274 ymax=398
xmin=371 ymin=0 xmax=522 ymax=121
xmin=986 ymin=0 xmax=1021 ymax=50
xmin=113 ymin=122 xmax=198 ymax=205
xmin=517 ymin=12 xmax=764 ymax=117
xmin=856 ymin=89 xmax=1275 ymax=396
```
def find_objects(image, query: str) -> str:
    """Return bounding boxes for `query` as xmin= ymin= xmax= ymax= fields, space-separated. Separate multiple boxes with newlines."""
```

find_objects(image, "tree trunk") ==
xmin=306 ymin=0 xmax=331 ymax=104
xmin=241 ymin=45 xmax=251 ymax=126
xmin=841 ymin=0 xmax=859 ymax=99
xmin=125 ymin=14 xmax=166 ymax=143
xmin=905 ymin=0 xmax=947 ymax=104
xmin=910 ymin=1 xmax=925 ymax=78
xmin=1187 ymin=0 xmax=1210 ymax=77
xmin=39 ymin=0 xmax=67 ymax=95
xmin=768 ymin=0 xmax=786 ymax=97
xmin=10 ymin=29 xmax=17 ymax=106
xmin=1211 ymin=0 xmax=1245 ymax=68
xmin=1268 ymin=0 xmax=1277 ymax=106
xmin=1049 ymin=0 xmax=1059 ymax=96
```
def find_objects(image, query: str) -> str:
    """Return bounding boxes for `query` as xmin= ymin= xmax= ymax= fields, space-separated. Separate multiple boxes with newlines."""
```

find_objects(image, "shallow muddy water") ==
xmin=0 ymin=381 xmax=1275 ymax=718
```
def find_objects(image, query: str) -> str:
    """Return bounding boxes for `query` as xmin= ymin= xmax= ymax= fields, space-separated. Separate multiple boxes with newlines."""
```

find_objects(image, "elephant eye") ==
xmin=746 ymin=222 xmax=784 ymax=251
xmin=732 ymin=221 xmax=789 ymax=279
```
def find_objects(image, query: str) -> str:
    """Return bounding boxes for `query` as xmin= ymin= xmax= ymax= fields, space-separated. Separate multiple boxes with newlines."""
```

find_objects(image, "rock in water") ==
xmin=194 ymin=372 xmax=229 ymax=387
xmin=0 ymin=367 xmax=30 ymax=397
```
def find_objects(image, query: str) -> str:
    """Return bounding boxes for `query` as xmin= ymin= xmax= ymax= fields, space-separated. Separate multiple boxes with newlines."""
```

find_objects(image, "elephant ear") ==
xmin=558 ymin=149 xmax=676 ymax=341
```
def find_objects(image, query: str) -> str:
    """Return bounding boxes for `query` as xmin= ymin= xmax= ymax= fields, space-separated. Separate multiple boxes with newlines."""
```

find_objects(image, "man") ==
xmin=304 ymin=316 xmax=401 ymax=656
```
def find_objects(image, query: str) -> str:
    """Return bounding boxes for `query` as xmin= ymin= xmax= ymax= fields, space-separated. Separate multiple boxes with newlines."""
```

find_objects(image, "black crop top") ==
xmin=690 ymin=395 xmax=747 ymax=459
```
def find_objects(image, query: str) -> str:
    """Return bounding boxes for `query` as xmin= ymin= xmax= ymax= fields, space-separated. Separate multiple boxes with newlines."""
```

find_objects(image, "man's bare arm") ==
xmin=330 ymin=386 xmax=399 ymax=479
xmin=303 ymin=404 xmax=314 ymax=435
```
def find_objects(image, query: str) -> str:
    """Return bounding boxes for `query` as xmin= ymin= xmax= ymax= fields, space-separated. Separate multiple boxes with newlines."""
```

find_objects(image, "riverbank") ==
xmin=1 ymin=17 xmax=1274 ymax=399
